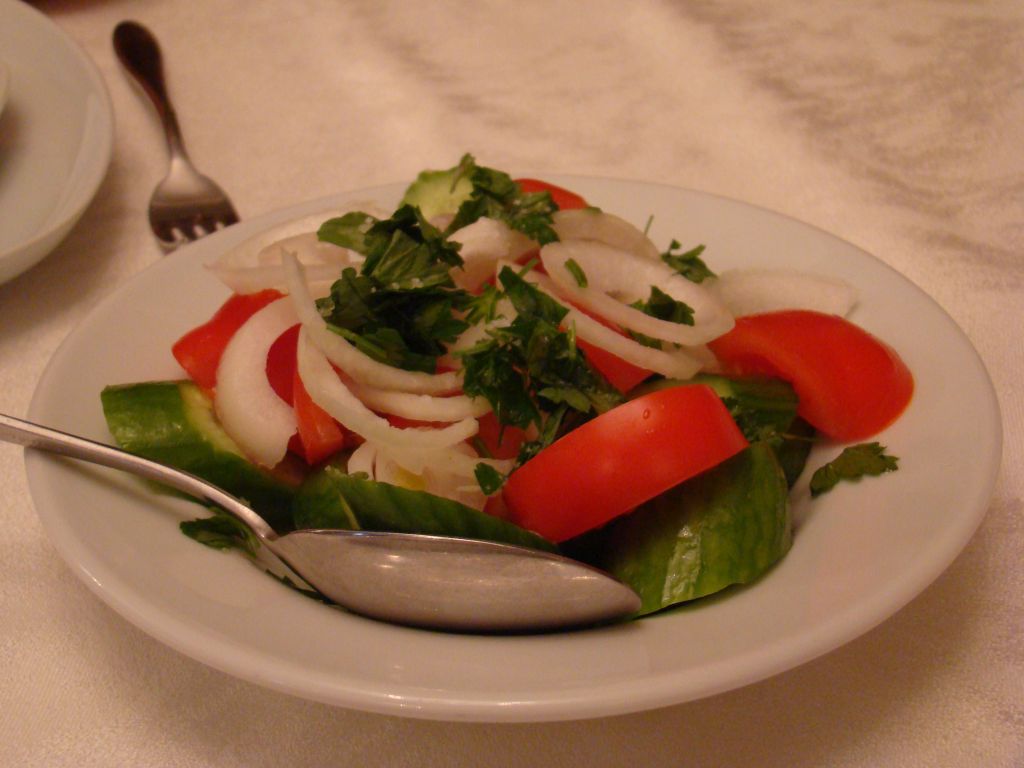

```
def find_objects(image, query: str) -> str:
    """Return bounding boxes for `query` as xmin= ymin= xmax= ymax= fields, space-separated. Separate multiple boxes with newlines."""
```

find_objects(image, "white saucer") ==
xmin=0 ymin=0 xmax=114 ymax=285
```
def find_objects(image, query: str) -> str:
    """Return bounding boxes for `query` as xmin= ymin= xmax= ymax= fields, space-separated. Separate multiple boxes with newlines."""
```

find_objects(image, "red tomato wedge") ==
xmin=474 ymin=411 xmax=527 ymax=460
xmin=514 ymin=178 xmax=589 ymax=210
xmin=708 ymin=310 xmax=913 ymax=441
xmin=576 ymin=335 xmax=653 ymax=394
xmin=172 ymin=289 xmax=284 ymax=390
xmin=502 ymin=385 xmax=748 ymax=542
xmin=291 ymin=369 xmax=348 ymax=464
xmin=265 ymin=323 xmax=347 ymax=465
xmin=265 ymin=323 xmax=300 ymax=403
xmin=566 ymin=306 xmax=654 ymax=393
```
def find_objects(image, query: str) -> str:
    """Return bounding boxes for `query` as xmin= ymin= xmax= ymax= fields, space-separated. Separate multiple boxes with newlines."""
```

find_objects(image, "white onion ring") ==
xmin=206 ymin=208 xmax=371 ymax=293
xmin=211 ymin=263 xmax=352 ymax=297
xmin=348 ymin=381 xmax=490 ymax=422
xmin=448 ymin=217 xmax=536 ymax=291
xmin=295 ymin=330 xmax=478 ymax=460
xmin=711 ymin=268 xmax=858 ymax=317
xmin=209 ymin=232 xmax=362 ymax=295
xmin=541 ymin=240 xmax=734 ymax=346
xmin=346 ymin=441 xmax=377 ymax=478
xmin=348 ymin=440 xmax=512 ymax=511
xmin=552 ymin=208 xmax=660 ymax=261
xmin=214 ymin=298 xmax=298 ymax=467
xmin=283 ymin=252 xmax=462 ymax=395
xmin=520 ymin=269 xmax=703 ymax=379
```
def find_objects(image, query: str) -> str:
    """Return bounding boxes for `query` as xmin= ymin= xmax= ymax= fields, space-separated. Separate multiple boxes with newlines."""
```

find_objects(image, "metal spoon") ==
xmin=1 ymin=413 xmax=640 ymax=632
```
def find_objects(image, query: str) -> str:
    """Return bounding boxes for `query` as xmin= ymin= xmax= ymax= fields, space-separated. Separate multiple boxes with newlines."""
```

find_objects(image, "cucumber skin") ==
xmin=100 ymin=381 xmax=552 ymax=549
xmin=399 ymin=167 xmax=474 ymax=220
xmin=570 ymin=442 xmax=792 ymax=616
xmin=294 ymin=465 xmax=556 ymax=552
xmin=100 ymin=381 xmax=296 ymax=531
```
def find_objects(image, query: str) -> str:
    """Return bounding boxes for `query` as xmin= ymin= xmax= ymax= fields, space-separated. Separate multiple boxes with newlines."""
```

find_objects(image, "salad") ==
xmin=101 ymin=156 xmax=914 ymax=621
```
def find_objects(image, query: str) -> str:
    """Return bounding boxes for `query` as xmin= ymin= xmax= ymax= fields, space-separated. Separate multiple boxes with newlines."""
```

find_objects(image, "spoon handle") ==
xmin=112 ymin=20 xmax=188 ymax=160
xmin=0 ymin=413 xmax=277 ymax=542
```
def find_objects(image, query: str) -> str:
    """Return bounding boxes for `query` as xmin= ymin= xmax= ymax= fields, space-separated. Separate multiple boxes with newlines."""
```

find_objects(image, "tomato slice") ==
xmin=292 ymin=369 xmax=348 ymax=464
xmin=172 ymin=289 xmax=284 ymax=390
xmin=576 ymin=335 xmax=652 ymax=393
xmin=266 ymin=323 xmax=299 ymax=403
xmin=708 ymin=310 xmax=913 ymax=441
xmin=514 ymin=178 xmax=589 ymax=210
xmin=474 ymin=410 xmax=527 ymax=460
xmin=266 ymin=323 xmax=347 ymax=465
xmin=502 ymin=385 xmax=748 ymax=542
xmin=566 ymin=306 xmax=654 ymax=393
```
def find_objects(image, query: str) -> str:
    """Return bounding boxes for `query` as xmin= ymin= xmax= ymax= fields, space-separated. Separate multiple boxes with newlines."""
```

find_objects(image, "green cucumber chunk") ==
xmin=570 ymin=442 xmax=791 ymax=616
xmin=399 ymin=166 xmax=474 ymax=220
xmin=100 ymin=381 xmax=297 ymax=531
xmin=293 ymin=465 xmax=555 ymax=552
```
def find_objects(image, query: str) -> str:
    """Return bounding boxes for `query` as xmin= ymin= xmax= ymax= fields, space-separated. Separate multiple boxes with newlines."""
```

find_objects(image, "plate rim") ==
xmin=24 ymin=177 xmax=1003 ymax=721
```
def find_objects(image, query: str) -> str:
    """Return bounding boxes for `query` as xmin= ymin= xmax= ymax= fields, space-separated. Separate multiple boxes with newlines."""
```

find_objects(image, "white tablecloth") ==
xmin=2 ymin=1 xmax=1021 ymax=765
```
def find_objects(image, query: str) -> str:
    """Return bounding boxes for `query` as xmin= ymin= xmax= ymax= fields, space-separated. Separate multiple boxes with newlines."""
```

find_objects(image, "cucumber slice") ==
xmin=100 ymin=381 xmax=297 ymax=531
xmin=399 ymin=166 xmax=474 ymax=220
xmin=294 ymin=465 xmax=555 ymax=552
xmin=570 ymin=442 xmax=791 ymax=616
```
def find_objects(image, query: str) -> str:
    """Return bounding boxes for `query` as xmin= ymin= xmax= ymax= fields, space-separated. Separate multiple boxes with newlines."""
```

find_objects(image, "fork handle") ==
xmin=113 ymin=21 xmax=189 ymax=160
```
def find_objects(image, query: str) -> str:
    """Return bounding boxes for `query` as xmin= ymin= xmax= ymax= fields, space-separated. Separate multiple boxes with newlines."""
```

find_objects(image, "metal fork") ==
xmin=113 ymin=21 xmax=239 ymax=249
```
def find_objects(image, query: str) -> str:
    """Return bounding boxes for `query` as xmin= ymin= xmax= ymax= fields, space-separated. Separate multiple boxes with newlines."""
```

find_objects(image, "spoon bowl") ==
xmin=0 ymin=413 xmax=640 ymax=632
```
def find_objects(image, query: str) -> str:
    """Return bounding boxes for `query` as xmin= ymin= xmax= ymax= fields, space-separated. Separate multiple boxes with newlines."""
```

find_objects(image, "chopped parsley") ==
xmin=661 ymin=240 xmax=715 ymax=283
xmin=313 ymin=155 xmax=562 ymax=375
xmin=181 ymin=511 xmax=260 ymax=556
xmin=633 ymin=285 xmax=695 ymax=326
xmin=627 ymin=285 xmax=695 ymax=348
xmin=458 ymin=265 xmax=624 ymax=462
xmin=474 ymin=462 xmax=506 ymax=496
xmin=316 ymin=206 xmax=472 ymax=372
xmin=445 ymin=155 xmax=560 ymax=244
xmin=565 ymin=257 xmax=588 ymax=287
xmin=809 ymin=442 xmax=899 ymax=497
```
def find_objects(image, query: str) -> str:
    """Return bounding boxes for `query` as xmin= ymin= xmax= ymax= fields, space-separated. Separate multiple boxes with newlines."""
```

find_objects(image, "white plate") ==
xmin=25 ymin=178 xmax=1001 ymax=722
xmin=0 ymin=0 xmax=114 ymax=285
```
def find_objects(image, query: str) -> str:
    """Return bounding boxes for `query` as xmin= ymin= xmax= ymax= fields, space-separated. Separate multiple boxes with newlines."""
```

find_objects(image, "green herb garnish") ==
xmin=316 ymin=205 xmax=472 ymax=372
xmin=565 ymin=257 xmax=588 ymax=287
xmin=446 ymin=155 xmax=559 ymax=244
xmin=181 ymin=511 xmax=260 ymax=556
xmin=458 ymin=265 xmax=623 ymax=461
xmin=661 ymin=240 xmax=715 ymax=283
xmin=474 ymin=463 xmax=506 ymax=495
xmin=809 ymin=442 xmax=899 ymax=497
xmin=626 ymin=285 xmax=695 ymax=348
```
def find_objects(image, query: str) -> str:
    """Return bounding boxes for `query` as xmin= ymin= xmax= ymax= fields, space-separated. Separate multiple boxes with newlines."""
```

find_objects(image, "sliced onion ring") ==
xmin=552 ymin=208 xmax=660 ymax=261
xmin=520 ymin=268 xmax=703 ymax=380
xmin=448 ymin=217 xmax=536 ymax=291
xmin=283 ymin=252 xmax=462 ymax=395
xmin=214 ymin=297 xmax=298 ymax=467
xmin=541 ymin=240 xmax=734 ymax=346
xmin=711 ymin=268 xmax=858 ymax=318
xmin=348 ymin=381 xmax=490 ymax=422
xmin=348 ymin=439 xmax=512 ymax=511
xmin=295 ymin=329 xmax=478 ymax=461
